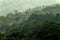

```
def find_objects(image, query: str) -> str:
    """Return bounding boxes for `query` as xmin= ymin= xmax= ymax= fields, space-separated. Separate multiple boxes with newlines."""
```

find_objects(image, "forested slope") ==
xmin=0 ymin=4 xmax=60 ymax=40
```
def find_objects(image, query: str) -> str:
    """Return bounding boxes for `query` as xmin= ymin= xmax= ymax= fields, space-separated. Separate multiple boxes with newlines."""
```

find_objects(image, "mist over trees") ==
xmin=0 ymin=4 xmax=60 ymax=40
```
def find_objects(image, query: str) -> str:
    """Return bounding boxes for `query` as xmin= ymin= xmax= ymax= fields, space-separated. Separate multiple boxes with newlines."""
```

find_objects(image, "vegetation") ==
xmin=0 ymin=4 xmax=60 ymax=40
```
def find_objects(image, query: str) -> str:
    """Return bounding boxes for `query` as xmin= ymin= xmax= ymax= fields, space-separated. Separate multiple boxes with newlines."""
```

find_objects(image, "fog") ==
xmin=0 ymin=0 xmax=59 ymax=16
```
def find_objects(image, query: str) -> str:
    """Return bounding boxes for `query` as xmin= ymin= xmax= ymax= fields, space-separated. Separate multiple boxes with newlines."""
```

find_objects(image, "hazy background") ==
xmin=0 ymin=0 xmax=60 ymax=16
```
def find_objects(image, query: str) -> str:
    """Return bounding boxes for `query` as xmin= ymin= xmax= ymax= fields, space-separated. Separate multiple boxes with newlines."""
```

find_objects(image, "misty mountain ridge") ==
xmin=0 ymin=4 xmax=60 ymax=32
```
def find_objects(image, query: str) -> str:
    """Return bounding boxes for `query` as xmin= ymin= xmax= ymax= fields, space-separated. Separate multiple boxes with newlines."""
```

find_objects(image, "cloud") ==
xmin=0 ymin=0 xmax=59 ymax=16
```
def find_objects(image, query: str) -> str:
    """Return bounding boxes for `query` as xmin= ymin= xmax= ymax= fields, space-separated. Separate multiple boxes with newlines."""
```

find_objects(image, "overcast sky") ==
xmin=0 ymin=0 xmax=60 ymax=16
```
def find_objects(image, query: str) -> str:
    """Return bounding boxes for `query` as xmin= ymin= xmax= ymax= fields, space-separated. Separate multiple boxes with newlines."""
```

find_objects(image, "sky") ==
xmin=0 ymin=0 xmax=60 ymax=16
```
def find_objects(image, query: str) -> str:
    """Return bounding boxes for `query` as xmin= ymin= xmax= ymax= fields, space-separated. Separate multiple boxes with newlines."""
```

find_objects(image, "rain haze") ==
xmin=0 ymin=0 xmax=60 ymax=16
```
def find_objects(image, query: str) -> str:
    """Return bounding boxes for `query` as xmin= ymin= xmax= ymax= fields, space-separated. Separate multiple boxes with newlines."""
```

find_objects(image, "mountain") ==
xmin=0 ymin=4 xmax=60 ymax=40
xmin=0 ymin=4 xmax=60 ymax=32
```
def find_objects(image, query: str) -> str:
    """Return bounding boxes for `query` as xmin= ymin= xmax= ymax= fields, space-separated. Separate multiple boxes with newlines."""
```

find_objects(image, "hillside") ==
xmin=0 ymin=4 xmax=60 ymax=40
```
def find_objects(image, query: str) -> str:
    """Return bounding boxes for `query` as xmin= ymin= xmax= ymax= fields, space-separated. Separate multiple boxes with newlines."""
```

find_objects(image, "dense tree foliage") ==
xmin=0 ymin=4 xmax=60 ymax=40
